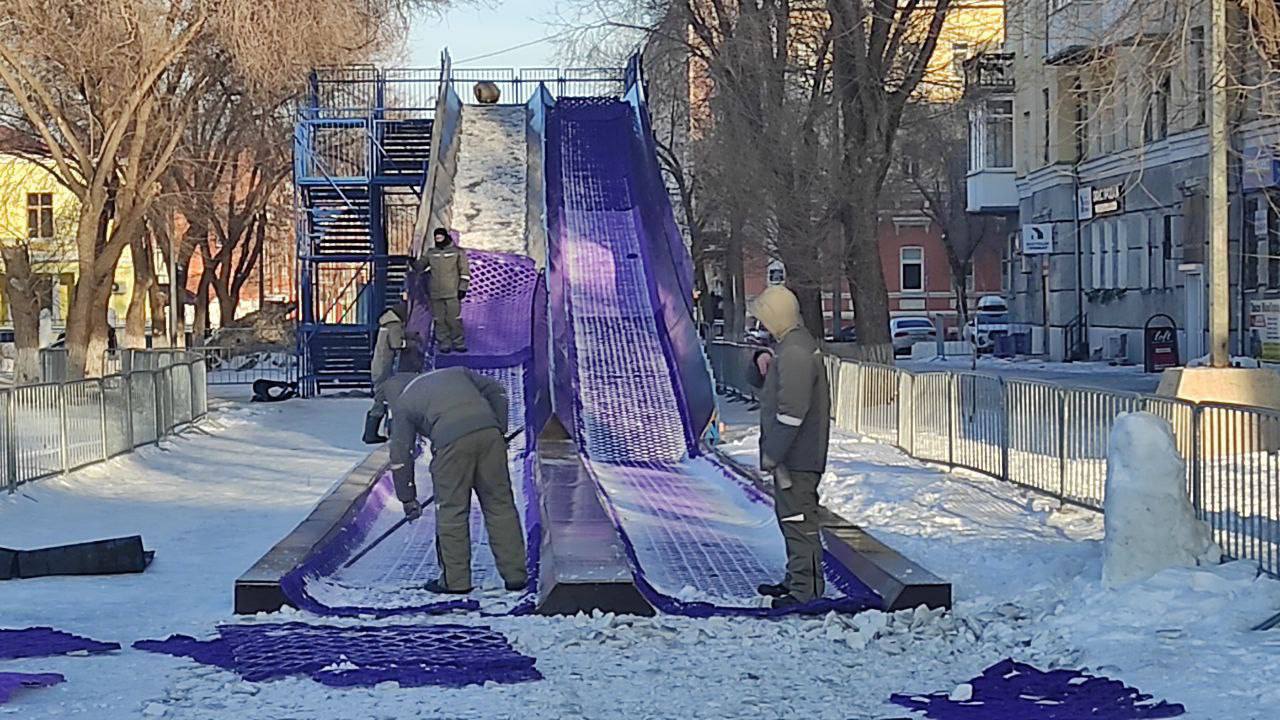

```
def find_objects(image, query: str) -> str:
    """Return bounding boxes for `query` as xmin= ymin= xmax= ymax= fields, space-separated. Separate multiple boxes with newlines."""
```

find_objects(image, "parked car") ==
xmin=831 ymin=325 xmax=858 ymax=343
xmin=961 ymin=301 xmax=1008 ymax=353
xmin=890 ymin=316 xmax=937 ymax=355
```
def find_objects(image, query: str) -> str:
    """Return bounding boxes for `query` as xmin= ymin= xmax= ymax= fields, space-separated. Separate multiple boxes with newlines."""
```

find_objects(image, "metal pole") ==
xmin=169 ymin=213 xmax=180 ymax=349
xmin=1208 ymin=0 xmax=1230 ymax=367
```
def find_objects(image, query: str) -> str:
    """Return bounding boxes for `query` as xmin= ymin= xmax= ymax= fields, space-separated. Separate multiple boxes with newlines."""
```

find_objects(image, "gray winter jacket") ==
xmin=387 ymin=367 xmax=509 ymax=502
xmin=758 ymin=327 xmax=831 ymax=474
xmin=423 ymin=243 xmax=471 ymax=300
xmin=370 ymin=308 xmax=405 ymax=386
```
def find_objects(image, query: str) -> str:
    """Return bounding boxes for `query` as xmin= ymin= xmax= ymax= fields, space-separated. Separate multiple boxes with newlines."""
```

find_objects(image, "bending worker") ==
xmin=363 ymin=297 xmax=411 ymax=444
xmin=748 ymin=285 xmax=831 ymax=609
xmin=385 ymin=367 xmax=527 ymax=595
xmin=422 ymin=227 xmax=470 ymax=354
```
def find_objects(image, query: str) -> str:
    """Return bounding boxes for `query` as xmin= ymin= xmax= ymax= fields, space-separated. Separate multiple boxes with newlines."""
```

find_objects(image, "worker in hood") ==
xmin=364 ymin=297 xmax=416 ymax=444
xmin=384 ymin=367 xmax=527 ymax=595
xmin=748 ymin=285 xmax=831 ymax=608
xmin=421 ymin=228 xmax=470 ymax=354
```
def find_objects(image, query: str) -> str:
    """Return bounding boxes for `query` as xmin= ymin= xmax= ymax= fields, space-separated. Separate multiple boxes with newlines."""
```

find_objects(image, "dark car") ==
xmin=832 ymin=325 xmax=858 ymax=343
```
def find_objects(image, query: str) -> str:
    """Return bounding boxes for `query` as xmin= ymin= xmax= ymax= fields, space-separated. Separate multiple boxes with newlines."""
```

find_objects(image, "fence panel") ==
xmin=192 ymin=360 xmax=209 ymax=418
xmin=950 ymin=373 xmax=1005 ymax=479
xmin=1060 ymin=389 xmax=1143 ymax=508
xmin=1194 ymin=403 xmax=1280 ymax=577
xmin=858 ymin=364 xmax=900 ymax=445
xmin=63 ymin=380 xmax=105 ymax=471
xmin=833 ymin=362 xmax=862 ymax=434
xmin=11 ymin=383 xmax=64 ymax=483
xmin=156 ymin=369 xmax=175 ymax=436
xmin=911 ymin=373 xmax=952 ymax=465
xmin=1005 ymin=380 xmax=1062 ymax=497
xmin=171 ymin=364 xmax=193 ymax=426
xmin=129 ymin=372 xmax=159 ymax=447
xmin=102 ymin=375 xmax=131 ymax=458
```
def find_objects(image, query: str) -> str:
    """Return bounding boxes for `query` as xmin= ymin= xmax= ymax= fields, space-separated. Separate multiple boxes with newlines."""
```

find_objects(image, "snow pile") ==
xmin=452 ymin=106 xmax=527 ymax=255
xmin=1103 ymin=412 xmax=1221 ymax=588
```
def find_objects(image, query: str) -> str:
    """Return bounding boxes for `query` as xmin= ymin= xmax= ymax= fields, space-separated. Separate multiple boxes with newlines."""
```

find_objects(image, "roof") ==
xmin=0 ymin=126 xmax=48 ymax=157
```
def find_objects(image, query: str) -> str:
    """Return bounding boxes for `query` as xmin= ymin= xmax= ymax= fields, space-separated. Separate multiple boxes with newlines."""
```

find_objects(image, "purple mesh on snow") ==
xmin=0 ymin=672 xmax=64 ymax=704
xmin=136 ymin=623 xmax=540 ymax=688
xmin=891 ymin=659 xmax=1185 ymax=719
xmin=0 ymin=628 xmax=119 ymax=660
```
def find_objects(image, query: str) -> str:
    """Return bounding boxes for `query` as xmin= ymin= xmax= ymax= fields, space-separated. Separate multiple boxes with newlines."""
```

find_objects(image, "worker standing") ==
xmin=385 ymin=367 xmax=527 ymax=594
xmin=363 ymin=298 xmax=410 ymax=444
xmin=748 ymin=285 xmax=831 ymax=609
xmin=422 ymin=228 xmax=470 ymax=354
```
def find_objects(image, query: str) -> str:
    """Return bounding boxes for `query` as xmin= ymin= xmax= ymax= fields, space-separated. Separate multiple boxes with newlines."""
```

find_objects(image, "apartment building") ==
xmin=968 ymin=0 xmax=1280 ymax=364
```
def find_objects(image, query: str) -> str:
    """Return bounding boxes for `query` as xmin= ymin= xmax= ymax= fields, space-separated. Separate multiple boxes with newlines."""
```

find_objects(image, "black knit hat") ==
xmin=433 ymin=227 xmax=449 ymax=240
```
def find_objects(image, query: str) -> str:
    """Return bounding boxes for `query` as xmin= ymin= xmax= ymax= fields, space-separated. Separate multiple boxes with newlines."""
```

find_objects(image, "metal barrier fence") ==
xmin=708 ymin=341 xmax=1280 ymax=577
xmin=3 ymin=352 xmax=208 ymax=492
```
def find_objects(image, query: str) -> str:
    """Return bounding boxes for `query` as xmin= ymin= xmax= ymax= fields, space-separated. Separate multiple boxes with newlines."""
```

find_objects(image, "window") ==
xmin=900 ymin=247 xmax=924 ymax=292
xmin=952 ymin=42 xmax=970 ymax=79
xmin=1162 ymin=215 xmax=1175 ymax=286
xmin=1247 ymin=197 xmax=1263 ymax=287
xmin=1113 ymin=220 xmax=1126 ymax=288
xmin=1139 ymin=216 xmax=1152 ymax=288
xmin=1269 ymin=198 xmax=1280 ymax=288
xmin=1074 ymin=77 xmax=1089 ymax=160
xmin=986 ymin=99 xmax=1014 ymax=168
xmin=1143 ymin=72 xmax=1170 ymax=143
xmin=1042 ymin=87 xmax=1051 ymax=163
xmin=26 ymin=193 xmax=53 ymax=239
xmin=1190 ymin=27 xmax=1207 ymax=126
xmin=1088 ymin=223 xmax=1101 ymax=290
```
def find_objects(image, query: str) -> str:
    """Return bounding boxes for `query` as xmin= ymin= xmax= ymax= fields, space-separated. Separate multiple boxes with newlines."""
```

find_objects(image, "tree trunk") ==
xmin=0 ymin=246 xmax=44 ymax=385
xmin=843 ymin=210 xmax=892 ymax=361
xmin=193 ymin=270 xmax=213 ymax=347
xmin=790 ymin=281 xmax=824 ymax=338
xmin=124 ymin=235 xmax=153 ymax=349
xmin=724 ymin=217 xmax=746 ymax=339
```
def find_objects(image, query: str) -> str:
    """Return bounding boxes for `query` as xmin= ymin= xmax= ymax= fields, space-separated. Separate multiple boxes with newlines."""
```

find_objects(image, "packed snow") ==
xmin=452 ymin=105 xmax=527 ymax=255
xmin=1 ymin=397 xmax=1278 ymax=718
xmin=1102 ymin=412 xmax=1221 ymax=588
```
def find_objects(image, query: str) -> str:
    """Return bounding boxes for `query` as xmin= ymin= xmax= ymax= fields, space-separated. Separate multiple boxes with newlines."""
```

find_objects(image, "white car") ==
xmin=890 ymin=317 xmax=937 ymax=355
xmin=964 ymin=311 xmax=1011 ymax=352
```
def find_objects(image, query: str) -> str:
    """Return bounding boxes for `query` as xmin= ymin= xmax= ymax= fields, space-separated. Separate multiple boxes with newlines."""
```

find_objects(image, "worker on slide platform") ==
xmin=363 ymin=297 xmax=418 ymax=444
xmin=384 ymin=367 xmax=528 ymax=594
xmin=748 ymin=285 xmax=831 ymax=609
xmin=422 ymin=227 xmax=470 ymax=354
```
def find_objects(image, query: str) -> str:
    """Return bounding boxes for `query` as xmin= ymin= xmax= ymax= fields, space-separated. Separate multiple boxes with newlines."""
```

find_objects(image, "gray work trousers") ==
xmin=431 ymin=427 xmax=527 ymax=591
xmin=774 ymin=468 xmax=825 ymax=601
xmin=430 ymin=297 xmax=465 ymax=350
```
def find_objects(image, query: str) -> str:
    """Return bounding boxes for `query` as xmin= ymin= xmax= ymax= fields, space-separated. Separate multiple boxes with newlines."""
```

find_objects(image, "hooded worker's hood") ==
xmin=380 ymin=302 xmax=408 ymax=326
xmin=749 ymin=285 xmax=802 ymax=340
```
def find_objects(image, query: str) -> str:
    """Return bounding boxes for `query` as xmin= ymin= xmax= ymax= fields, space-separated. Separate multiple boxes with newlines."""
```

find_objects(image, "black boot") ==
xmin=422 ymin=578 xmax=472 ymax=595
xmin=757 ymin=582 xmax=789 ymax=598
xmin=362 ymin=413 xmax=387 ymax=444
xmin=771 ymin=593 xmax=803 ymax=609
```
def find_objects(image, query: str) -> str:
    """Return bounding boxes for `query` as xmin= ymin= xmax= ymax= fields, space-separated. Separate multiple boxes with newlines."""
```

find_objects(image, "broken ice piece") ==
xmin=947 ymin=684 xmax=974 ymax=702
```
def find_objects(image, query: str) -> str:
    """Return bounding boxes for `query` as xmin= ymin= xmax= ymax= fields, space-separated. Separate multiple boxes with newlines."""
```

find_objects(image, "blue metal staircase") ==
xmin=295 ymin=68 xmax=441 ymax=395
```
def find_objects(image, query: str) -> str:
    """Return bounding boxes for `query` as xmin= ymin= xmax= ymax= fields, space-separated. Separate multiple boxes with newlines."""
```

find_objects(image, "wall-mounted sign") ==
xmin=1077 ymin=186 xmax=1094 ymax=221
xmin=1091 ymin=184 xmax=1124 ymax=216
xmin=1244 ymin=143 xmax=1280 ymax=191
xmin=1250 ymin=299 xmax=1280 ymax=361
xmin=1021 ymin=223 xmax=1054 ymax=255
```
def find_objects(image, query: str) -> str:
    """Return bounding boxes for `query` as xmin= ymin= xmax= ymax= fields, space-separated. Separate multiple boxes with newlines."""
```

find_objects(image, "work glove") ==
xmin=772 ymin=465 xmax=793 ymax=491
xmin=403 ymin=498 xmax=422 ymax=522
xmin=410 ymin=256 xmax=427 ymax=274
xmin=457 ymin=289 xmax=467 ymax=300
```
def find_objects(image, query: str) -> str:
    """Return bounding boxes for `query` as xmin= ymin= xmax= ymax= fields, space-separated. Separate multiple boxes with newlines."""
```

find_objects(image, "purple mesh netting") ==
xmin=0 ymin=628 xmax=120 ymax=660
xmin=408 ymin=251 xmax=538 ymax=366
xmin=544 ymin=98 xmax=880 ymax=616
xmin=135 ymin=623 xmax=540 ymax=688
xmin=0 ymin=672 xmax=63 ymax=704
xmin=891 ymin=659 xmax=1185 ymax=719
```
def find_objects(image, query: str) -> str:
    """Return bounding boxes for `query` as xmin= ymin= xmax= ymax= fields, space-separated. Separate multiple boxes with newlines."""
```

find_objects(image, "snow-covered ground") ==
xmin=900 ymin=355 xmax=1164 ymax=394
xmin=3 ymin=397 xmax=1279 ymax=718
xmin=452 ymin=105 xmax=527 ymax=255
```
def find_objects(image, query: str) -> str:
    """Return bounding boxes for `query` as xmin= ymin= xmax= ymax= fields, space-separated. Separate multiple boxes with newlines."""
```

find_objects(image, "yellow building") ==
xmin=920 ymin=1 xmax=1006 ymax=102
xmin=0 ymin=150 xmax=135 ymax=329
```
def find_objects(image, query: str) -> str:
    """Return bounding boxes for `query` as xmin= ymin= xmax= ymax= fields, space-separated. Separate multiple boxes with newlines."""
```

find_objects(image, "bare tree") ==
xmin=900 ymin=102 xmax=1003 ymax=331
xmin=827 ymin=0 xmax=954 ymax=358
xmin=0 ymin=0 xmax=459 ymax=376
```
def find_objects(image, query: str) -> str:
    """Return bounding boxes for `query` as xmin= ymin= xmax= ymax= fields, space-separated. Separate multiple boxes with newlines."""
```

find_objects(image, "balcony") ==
xmin=966 ymin=80 xmax=1018 ymax=214
xmin=963 ymin=52 xmax=1014 ymax=95
xmin=1046 ymin=0 xmax=1177 ymax=63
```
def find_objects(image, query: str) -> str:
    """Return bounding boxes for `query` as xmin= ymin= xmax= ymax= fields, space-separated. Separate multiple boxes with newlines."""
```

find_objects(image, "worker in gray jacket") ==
xmin=364 ymin=299 xmax=410 ymax=444
xmin=386 ymin=367 xmax=527 ymax=594
xmin=422 ymin=228 xmax=470 ymax=354
xmin=748 ymin=285 xmax=831 ymax=609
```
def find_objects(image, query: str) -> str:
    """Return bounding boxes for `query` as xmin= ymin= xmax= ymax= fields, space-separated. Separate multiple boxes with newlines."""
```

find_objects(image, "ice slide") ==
xmin=239 ymin=76 xmax=881 ymax=618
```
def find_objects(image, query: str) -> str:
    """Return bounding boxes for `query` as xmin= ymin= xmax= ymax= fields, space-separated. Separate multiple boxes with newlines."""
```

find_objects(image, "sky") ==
xmin=405 ymin=1 xmax=566 ymax=70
